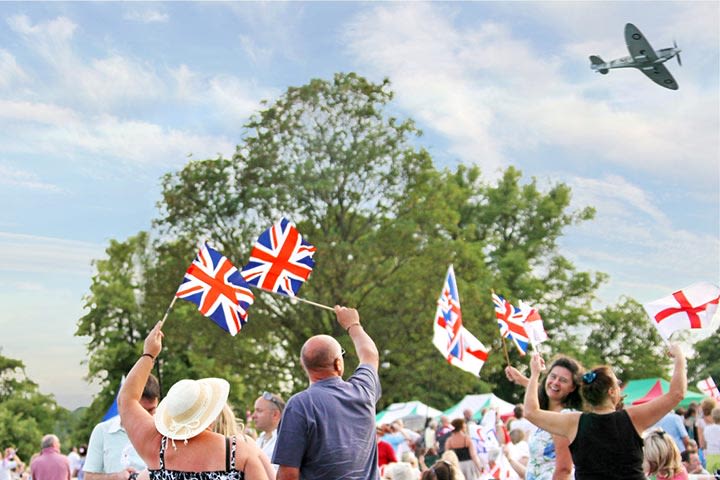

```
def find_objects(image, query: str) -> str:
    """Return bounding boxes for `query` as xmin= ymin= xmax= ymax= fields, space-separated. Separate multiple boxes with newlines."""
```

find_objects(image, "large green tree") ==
xmin=77 ymin=73 xmax=669 ymax=421
xmin=0 ymin=353 xmax=69 ymax=459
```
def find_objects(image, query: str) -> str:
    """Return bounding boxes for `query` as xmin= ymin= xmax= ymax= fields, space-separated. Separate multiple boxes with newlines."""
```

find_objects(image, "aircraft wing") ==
xmin=625 ymin=23 xmax=658 ymax=62
xmin=637 ymin=62 xmax=678 ymax=90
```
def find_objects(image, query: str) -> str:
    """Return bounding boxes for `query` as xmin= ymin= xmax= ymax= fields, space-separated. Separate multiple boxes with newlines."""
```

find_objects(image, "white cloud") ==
xmin=0 ymin=165 xmax=63 ymax=193
xmin=123 ymin=9 xmax=169 ymax=23
xmin=0 ymin=49 xmax=28 ymax=88
xmin=238 ymin=35 xmax=274 ymax=65
xmin=561 ymin=174 xmax=719 ymax=302
xmin=0 ymin=99 xmax=235 ymax=166
xmin=0 ymin=232 xmax=105 ymax=275
xmin=169 ymin=65 xmax=277 ymax=124
xmin=8 ymin=15 xmax=163 ymax=109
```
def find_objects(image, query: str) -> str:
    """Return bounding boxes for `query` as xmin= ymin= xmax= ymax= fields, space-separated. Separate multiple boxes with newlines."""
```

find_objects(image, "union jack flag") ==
xmin=493 ymin=292 xmax=529 ymax=355
xmin=241 ymin=218 xmax=316 ymax=297
xmin=433 ymin=266 xmax=489 ymax=376
xmin=177 ymin=243 xmax=254 ymax=336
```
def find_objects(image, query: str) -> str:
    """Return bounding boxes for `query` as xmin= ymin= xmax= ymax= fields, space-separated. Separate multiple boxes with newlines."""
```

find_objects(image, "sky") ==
xmin=0 ymin=2 xmax=718 ymax=410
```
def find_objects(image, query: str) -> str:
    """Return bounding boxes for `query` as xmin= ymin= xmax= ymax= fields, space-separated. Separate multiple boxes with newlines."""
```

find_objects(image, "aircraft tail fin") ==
xmin=589 ymin=55 xmax=609 ymax=74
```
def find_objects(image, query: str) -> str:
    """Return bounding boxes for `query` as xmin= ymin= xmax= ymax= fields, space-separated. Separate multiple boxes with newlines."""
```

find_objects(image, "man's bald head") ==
xmin=301 ymin=335 xmax=343 ymax=377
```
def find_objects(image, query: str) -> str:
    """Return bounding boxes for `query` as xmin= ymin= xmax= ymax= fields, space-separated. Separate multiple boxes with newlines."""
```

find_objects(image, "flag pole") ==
xmin=159 ymin=295 xmax=178 ymax=327
xmin=257 ymin=287 xmax=335 ymax=312
xmin=500 ymin=337 xmax=511 ymax=368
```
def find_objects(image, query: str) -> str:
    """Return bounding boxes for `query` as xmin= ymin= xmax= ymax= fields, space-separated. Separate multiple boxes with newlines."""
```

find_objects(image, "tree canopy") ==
xmin=0 ymin=353 xmax=71 ymax=459
xmin=76 ymin=73 xmax=672 ymax=437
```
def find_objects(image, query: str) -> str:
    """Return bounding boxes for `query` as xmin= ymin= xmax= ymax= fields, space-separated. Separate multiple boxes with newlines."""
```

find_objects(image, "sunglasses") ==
xmin=262 ymin=391 xmax=284 ymax=411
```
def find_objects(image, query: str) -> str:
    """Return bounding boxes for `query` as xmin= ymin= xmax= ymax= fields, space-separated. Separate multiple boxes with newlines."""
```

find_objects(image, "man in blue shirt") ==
xmin=655 ymin=411 xmax=690 ymax=453
xmin=274 ymin=306 xmax=381 ymax=480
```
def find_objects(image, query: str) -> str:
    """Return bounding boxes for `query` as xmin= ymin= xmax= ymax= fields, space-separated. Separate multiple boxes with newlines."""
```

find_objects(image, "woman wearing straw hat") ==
xmin=118 ymin=321 xmax=269 ymax=480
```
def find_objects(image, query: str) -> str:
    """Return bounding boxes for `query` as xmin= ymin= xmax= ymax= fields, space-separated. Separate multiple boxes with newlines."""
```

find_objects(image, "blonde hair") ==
xmin=439 ymin=451 xmax=465 ymax=480
xmin=712 ymin=406 xmax=720 ymax=424
xmin=643 ymin=430 xmax=683 ymax=478
xmin=701 ymin=397 xmax=717 ymax=416
xmin=213 ymin=403 xmax=243 ymax=436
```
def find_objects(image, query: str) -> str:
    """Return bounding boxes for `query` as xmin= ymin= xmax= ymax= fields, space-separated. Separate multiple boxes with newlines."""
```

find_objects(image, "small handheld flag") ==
xmin=177 ymin=242 xmax=254 ymax=336
xmin=516 ymin=300 xmax=548 ymax=347
xmin=432 ymin=265 xmax=489 ymax=376
xmin=697 ymin=376 xmax=720 ymax=399
xmin=493 ymin=292 xmax=530 ymax=356
xmin=241 ymin=218 xmax=316 ymax=297
xmin=642 ymin=282 xmax=720 ymax=340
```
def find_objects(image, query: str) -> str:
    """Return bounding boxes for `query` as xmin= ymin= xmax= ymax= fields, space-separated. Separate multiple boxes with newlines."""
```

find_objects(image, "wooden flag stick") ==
xmin=501 ymin=337 xmax=511 ymax=368
xmin=159 ymin=295 xmax=178 ymax=327
xmin=257 ymin=287 xmax=335 ymax=312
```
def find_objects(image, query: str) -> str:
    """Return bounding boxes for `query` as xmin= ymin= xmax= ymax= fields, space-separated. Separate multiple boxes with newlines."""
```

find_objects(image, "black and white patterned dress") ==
xmin=149 ymin=436 xmax=245 ymax=480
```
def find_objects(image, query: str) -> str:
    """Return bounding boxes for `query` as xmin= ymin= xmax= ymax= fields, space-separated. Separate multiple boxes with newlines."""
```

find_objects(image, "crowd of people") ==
xmin=2 ymin=305 xmax=719 ymax=480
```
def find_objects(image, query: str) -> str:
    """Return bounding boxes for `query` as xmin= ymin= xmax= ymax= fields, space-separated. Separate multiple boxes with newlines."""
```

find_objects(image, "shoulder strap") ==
xmin=159 ymin=436 xmax=167 ymax=470
xmin=229 ymin=435 xmax=237 ymax=470
xmin=225 ymin=436 xmax=230 ymax=471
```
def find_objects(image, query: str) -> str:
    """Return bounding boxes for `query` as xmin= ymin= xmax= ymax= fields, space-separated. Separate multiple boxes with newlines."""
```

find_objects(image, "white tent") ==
xmin=376 ymin=400 xmax=443 ymax=431
xmin=442 ymin=393 xmax=515 ymax=421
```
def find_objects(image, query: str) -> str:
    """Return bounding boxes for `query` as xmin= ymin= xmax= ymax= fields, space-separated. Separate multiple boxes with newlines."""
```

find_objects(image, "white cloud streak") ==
xmin=123 ymin=9 xmax=169 ymax=24
xmin=562 ymin=174 xmax=720 ymax=301
xmin=0 ymin=99 xmax=235 ymax=167
xmin=0 ymin=49 xmax=28 ymax=88
xmin=0 ymin=165 xmax=63 ymax=193
xmin=0 ymin=232 xmax=105 ymax=275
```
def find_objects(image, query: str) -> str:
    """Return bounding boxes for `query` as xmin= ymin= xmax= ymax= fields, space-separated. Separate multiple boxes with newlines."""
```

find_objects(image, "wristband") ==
xmin=346 ymin=323 xmax=361 ymax=333
xmin=141 ymin=353 xmax=155 ymax=361
xmin=129 ymin=473 xmax=139 ymax=480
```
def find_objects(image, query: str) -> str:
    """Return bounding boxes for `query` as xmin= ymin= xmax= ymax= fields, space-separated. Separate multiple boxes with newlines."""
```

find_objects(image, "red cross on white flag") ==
xmin=643 ymin=282 xmax=720 ymax=340
xmin=697 ymin=376 xmax=720 ymax=399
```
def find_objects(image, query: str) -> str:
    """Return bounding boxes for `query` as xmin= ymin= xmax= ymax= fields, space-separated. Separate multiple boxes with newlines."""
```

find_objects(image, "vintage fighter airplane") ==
xmin=589 ymin=23 xmax=682 ymax=90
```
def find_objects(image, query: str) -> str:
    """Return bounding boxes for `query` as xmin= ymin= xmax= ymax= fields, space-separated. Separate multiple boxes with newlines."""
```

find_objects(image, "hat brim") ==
xmin=154 ymin=378 xmax=230 ymax=440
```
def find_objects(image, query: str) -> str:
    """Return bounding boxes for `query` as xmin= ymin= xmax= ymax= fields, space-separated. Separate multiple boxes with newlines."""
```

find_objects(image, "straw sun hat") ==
xmin=155 ymin=378 xmax=230 ymax=440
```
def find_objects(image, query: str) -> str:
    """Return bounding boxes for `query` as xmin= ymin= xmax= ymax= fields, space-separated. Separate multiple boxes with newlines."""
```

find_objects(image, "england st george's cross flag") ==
xmin=697 ymin=376 xmax=720 ymax=399
xmin=432 ymin=265 xmax=489 ymax=376
xmin=643 ymin=282 xmax=720 ymax=340
xmin=241 ymin=218 xmax=316 ymax=297
xmin=176 ymin=242 xmax=255 ymax=336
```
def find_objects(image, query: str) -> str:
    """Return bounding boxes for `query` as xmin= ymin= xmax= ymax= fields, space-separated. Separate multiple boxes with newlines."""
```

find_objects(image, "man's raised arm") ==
xmin=334 ymin=306 xmax=379 ymax=371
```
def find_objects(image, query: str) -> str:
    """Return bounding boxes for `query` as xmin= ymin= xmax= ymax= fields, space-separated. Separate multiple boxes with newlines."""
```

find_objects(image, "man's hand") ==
xmin=334 ymin=306 xmax=360 ymax=331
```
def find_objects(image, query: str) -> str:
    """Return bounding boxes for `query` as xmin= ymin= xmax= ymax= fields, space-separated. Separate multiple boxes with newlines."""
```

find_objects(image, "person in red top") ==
xmin=30 ymin=435 xmax=70 ymax=480
xmin=377 ymin=425 xmax=398 ymax=468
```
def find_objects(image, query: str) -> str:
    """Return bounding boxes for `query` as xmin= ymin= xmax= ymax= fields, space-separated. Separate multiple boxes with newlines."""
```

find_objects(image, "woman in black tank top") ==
xmin=117 ymin=321 xmax=270 ymax=480
xmin=521 ymin=344 xmax=687 ymax=480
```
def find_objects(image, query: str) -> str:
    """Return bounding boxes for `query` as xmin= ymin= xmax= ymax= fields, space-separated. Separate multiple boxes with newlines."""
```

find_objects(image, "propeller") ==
xmin=674 ymin=39 xmax=682 ymax=66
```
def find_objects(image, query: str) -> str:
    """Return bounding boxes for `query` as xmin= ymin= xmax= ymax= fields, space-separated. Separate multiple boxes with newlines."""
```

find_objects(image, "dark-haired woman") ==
xmin=506 ymin=356 xmax=583 ymax=480
xmin=523 ymin=343 xmax=686 ymax=480
xmin=442 ymin=418 xmax=484 ymax=479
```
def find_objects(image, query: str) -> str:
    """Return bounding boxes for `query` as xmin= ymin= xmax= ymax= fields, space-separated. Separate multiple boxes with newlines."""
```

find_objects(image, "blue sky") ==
xmin=0 ymin=2 xmax=717 ymax=409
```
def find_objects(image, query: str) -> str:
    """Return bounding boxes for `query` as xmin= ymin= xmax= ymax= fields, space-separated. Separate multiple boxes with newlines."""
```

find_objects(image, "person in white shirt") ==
xmin=508 ymin=404 xmax=535 ymax=441
xmin=251 ymin=392 xmax=285 ymax=472
xmin=2 ymin=448 xmax=24 ymax=480
xmin=503 ymin=428 xmax=530 ymax=479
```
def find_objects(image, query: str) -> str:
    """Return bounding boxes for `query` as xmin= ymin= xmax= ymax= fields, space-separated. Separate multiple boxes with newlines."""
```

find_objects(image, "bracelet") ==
xmin=141 ymin=353 xmax=155 ymax=361
xmin=346 ymin=323 xmax=361 ymax=333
